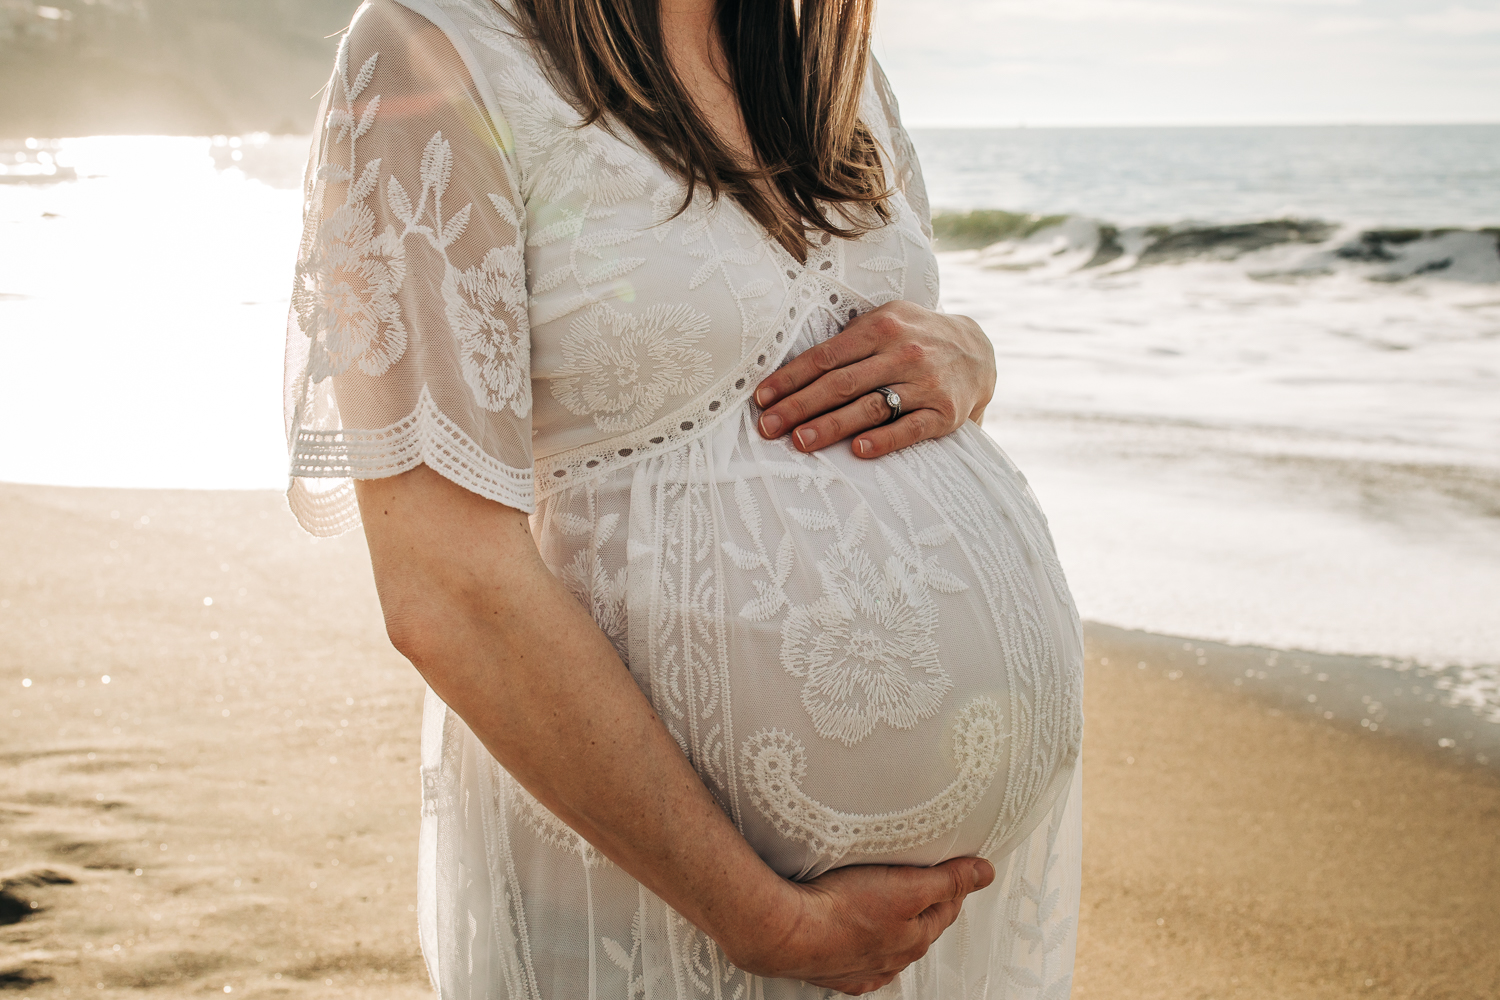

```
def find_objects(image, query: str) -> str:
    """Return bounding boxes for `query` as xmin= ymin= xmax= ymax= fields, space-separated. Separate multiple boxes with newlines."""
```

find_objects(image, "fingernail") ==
xmin=855 ymin=439 xmax=872 ymax=457
xmin=755 ymin=387 xmax=776 ymax=407
xmin=973 ymin=860 xmax=995 ymax=889
xmin=759 ymin=413 xmax=782 ymax=437
xmin=794 ymin=427 xmax=817 ymax=449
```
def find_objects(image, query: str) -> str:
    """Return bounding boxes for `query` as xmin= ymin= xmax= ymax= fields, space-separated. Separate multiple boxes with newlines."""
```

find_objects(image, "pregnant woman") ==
xmin=285 ymin=0 xmax=1083 ymax=995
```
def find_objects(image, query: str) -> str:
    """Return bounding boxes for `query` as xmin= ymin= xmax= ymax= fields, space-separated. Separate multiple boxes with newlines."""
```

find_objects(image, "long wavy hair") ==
xmin=506 ymin=0 xmax=891 ymax=259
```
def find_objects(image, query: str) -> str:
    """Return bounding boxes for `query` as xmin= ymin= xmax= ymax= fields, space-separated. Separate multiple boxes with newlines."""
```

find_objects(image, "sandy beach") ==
xmin=2 ymin=482 xmax=1496 ymax=999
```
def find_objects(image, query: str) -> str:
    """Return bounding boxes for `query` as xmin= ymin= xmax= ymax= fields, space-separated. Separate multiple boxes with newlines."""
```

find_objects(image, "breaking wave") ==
xmin=931 ymin=210 xmax=1500 ymax=284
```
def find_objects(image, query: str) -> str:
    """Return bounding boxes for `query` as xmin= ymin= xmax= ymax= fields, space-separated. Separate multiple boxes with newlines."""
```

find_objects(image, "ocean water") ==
xmin=0 ymin=128 xmax=1496 ymax=717
xmin=911 ymin=125 xmax=1500 ymax=227
xmin=907 ymin=126 xmax=1500 ymax=718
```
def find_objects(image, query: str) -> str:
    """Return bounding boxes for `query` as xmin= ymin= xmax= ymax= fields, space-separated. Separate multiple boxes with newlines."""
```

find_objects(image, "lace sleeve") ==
xmin=868 ymin=56 xmax=933 ymax=243
xmin=284 ymin=0 xmax=532 ymax=536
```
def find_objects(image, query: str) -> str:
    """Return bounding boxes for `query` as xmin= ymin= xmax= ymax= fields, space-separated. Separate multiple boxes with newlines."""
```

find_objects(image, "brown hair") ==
xmin=507 ymin=0 xmax=890 ymax=259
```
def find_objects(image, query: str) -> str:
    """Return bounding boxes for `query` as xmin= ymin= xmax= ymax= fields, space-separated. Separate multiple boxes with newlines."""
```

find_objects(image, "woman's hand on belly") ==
xmin=735 ymin=858 xmax=996 ymax=996
xmin=753 ymin=300 xmax=997 ymax=459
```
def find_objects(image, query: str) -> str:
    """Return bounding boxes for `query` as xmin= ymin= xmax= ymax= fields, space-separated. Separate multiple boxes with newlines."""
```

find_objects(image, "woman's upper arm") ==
xmin=285 ymin=0 xmax=534 ymax=535
xmin=352 ymin=464 xmax=536 ymax=659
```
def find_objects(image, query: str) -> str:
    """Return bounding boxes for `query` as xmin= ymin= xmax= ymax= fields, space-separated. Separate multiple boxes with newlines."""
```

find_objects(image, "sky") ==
xmin=872 ymin=0 xmax=1500 ymax=127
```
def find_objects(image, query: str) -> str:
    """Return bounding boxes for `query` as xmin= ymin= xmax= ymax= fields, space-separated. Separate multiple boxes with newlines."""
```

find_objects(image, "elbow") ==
xmin=368 ymin=554 xmax=512 ymax=684
xmin=379 ymin=596 xmax=456 ymax=673
xmin=382 ymin=608 xmax=428 ymax=666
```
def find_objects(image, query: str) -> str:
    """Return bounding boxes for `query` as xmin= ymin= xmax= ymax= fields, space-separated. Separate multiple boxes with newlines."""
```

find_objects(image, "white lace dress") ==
xmin=284 ymin=1 xmax=1085 ymax=996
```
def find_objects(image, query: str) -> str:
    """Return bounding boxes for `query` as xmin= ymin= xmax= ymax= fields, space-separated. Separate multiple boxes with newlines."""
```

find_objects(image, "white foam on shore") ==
xmin=994 ymin=416 xmax=1500 ymax=670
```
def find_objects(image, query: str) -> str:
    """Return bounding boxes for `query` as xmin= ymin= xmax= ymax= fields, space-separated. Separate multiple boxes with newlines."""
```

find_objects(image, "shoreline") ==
xmin=1083 ymin=623 xmax=1498 ymax=771
xmin=2 ymin=482 xmax=1497 ymax=998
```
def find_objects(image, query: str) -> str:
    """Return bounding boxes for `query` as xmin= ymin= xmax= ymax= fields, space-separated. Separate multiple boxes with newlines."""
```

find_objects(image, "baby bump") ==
xmin=670 ymin=431 xmax=1084 ymax=879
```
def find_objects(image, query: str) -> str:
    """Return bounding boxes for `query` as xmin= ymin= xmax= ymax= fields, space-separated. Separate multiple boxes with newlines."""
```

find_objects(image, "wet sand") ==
xmin=1073 ymin=637 xmax=1498 ymax=1000
xmin=1 ymin=483 xmax=1496 ymax=999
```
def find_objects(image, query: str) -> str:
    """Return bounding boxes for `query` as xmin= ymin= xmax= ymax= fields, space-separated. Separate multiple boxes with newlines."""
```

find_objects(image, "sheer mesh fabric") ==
xmin=286 ymin=2 xmax=1085 ymax=997
xmin=286 ymin=0 xmax=534 ymax=533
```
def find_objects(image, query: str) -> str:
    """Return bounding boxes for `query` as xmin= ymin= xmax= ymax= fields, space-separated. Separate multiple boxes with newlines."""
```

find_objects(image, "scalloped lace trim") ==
xmin=287 ymin=383 xmax=535 ymax=536
xmin=286 ymin=479 xmax=364 ymax=538
xmin=534 ymin=271 xmax=870 ymax=498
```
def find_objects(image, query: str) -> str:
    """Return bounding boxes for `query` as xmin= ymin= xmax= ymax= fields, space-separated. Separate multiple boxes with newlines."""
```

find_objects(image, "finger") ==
xmin=901 ymin=858 xmax=991 ymax=913
xmin=850 ymin=407 xmax=945 ymax=459
xmin=757 ymin=353 xmax=897 ymax=441
xmin=787 ymin=386 xmax=914 ymax=453
xmin=753 ymin=322 xmax=883 ymax=412
xmin=758 ymin=353 xmax=905 ymax=440
xmin=914 ymin=897 xmax=964 ymax=947
xmin=907 ymin=860 xmax=990 ymax=945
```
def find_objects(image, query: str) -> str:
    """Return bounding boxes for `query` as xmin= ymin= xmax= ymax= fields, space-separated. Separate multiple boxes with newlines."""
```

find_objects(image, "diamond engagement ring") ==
xmin=874 ymin=386 xmax=902 ymax=424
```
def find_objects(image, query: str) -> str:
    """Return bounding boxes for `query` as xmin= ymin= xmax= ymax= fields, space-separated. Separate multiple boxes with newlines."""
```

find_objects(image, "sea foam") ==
xmin=939 ymin=210 xmax=1498 ymax=706
xmin=934 ymin=210 xmax=1500 ymax=285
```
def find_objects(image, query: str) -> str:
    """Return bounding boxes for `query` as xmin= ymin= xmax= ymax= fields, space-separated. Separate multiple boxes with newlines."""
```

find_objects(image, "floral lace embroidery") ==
xmin=741 ymin=697 xmax=1006 ymax=862
xmin=489 ymin=61 xmax=651 ymax=207
xmin=442 ymin=235 xmax=530 ymax=415
xmin=725 ymin=449 xmax=969 ymax=746
xmin=295 ymin=50 xmax=409 ymax=382
xmin=393 ymin=132 xmax=532 ymax=415
xmin=525 ymin=182 xmax=931 ymax=495
xmin=778 ymin=521 xmax=950 ymax=747
xmin=552 ymin=302 xmax=715 ymax=432
xmin=292 ymin=41 xmax=531 ymax=414
xmin=553 ymin=491 xmax=630 ymax=662
xmin=659 ymin=908 xmax=745 ymax=1000
xmin=469 ymin=28 xmax=662 ymax=331
xmin=477 ymin=754 xmax=546 ymax=999
xmin=651 ymin=179 xmax=780 ymax=351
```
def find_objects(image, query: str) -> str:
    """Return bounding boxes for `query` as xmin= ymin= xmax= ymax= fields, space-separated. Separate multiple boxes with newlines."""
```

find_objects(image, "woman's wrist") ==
xmin=700 ymin=865 xmax=806 ymax=975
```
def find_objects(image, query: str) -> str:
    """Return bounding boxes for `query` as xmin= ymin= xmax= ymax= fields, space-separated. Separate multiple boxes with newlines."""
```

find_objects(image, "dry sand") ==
xmin=1 ymin=483 xmax=1496 ymax=999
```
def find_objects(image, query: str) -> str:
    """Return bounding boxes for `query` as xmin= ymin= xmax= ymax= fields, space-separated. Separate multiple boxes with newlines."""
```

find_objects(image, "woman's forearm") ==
xmin=353 ymin=467 xmax=791 ymax=963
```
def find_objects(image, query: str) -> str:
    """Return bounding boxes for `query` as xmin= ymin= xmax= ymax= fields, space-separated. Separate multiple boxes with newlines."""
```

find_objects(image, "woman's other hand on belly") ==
xmin=732 ymin=858 xmax=996 ymax=995
xmin=753 ymin=300 xmax=997 ymax=459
